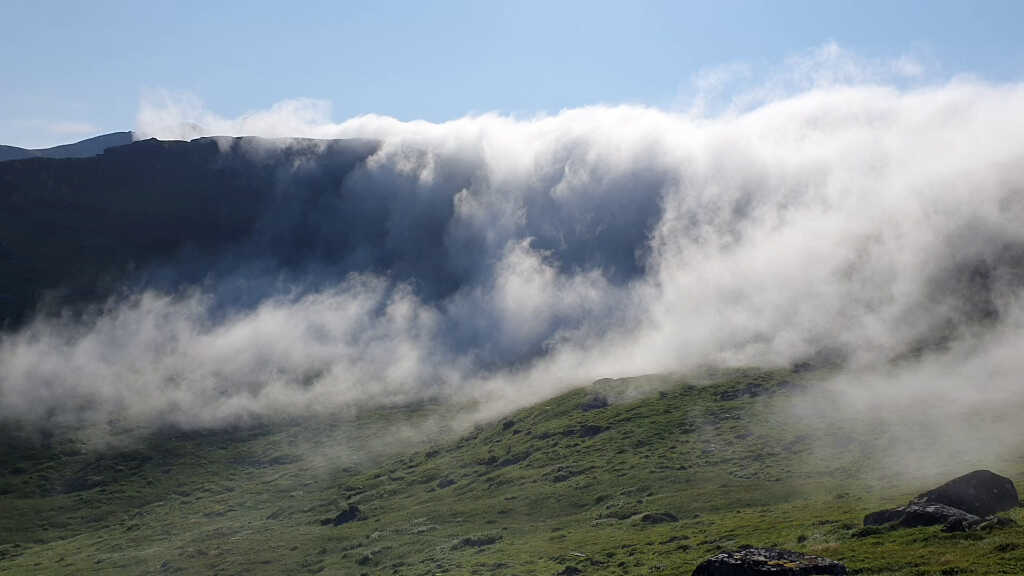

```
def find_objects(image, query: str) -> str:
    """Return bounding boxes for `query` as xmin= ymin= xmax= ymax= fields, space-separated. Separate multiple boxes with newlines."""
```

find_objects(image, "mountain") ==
xmin=0 ymin=132 xmax=134 ymax=162
xmin=0 ymin=136 xmax=379 ymax=326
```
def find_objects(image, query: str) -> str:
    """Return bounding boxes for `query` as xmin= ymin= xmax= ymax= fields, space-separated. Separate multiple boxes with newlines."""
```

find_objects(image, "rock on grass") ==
xmin=691 ymin=547 xmax=847 ymax=575
xmin=863 ymin=470 xmax=1020 ymax=532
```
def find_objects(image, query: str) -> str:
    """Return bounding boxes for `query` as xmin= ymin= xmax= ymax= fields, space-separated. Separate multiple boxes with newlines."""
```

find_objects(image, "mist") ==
xmin=4 ymin=68 xmax=1024 ymax=456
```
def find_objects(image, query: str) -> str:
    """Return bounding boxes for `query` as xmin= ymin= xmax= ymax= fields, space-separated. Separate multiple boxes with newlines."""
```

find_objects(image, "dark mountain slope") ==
xmin=0 ymin=137 xmax=378 ymax=326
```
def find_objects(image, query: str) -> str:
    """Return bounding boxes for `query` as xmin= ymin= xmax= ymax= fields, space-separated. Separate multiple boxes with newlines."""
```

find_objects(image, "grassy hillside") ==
xmin=2 ymin=367 xmax=1023 ymax=575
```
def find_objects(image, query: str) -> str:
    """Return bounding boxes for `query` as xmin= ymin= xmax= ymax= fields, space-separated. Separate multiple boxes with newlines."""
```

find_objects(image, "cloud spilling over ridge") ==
xmin=4 ymin=70 xmax=1024 ymax=439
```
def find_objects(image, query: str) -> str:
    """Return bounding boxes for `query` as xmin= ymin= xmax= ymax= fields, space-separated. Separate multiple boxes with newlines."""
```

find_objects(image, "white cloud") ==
xmin=3 ymin=45 xmax=1024 ymax=471
xmin=679 ymin=42 xmax=933 ymax=117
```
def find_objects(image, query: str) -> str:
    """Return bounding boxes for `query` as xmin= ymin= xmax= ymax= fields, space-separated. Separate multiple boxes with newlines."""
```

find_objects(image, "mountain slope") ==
xmin=0 ymin=132 xmax=134 ymax=162
xmin=1 ymin=367 xmax=1021 ymax=575
xmin=0 ymin=136 xmax=378 ymax=326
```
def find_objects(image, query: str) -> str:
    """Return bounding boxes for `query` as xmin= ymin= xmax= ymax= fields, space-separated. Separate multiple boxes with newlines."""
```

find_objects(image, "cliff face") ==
xmin=0 ymin=136 xmax=378 ymax=326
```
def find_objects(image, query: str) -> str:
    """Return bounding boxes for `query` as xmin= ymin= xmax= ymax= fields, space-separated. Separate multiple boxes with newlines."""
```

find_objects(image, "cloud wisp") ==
xmin=3 ymin=58 xmax=1024 ymax=453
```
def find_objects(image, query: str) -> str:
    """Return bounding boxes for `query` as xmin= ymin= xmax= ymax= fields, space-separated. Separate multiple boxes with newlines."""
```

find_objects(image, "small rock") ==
xmin=636 ymin=511 xmax=679 ymax=524
xmin=970 ymin=515 xmax=1017 ymax=532
xmin=865 ymin=502 xmax=980 ymax=530
xmin=903 ymin=503 xmax=982 ymax=531
xmin=691 ymin=547 xmax=847 ymax=575
xmin=457 ymin=534 xmax=501 ymax=548
xmin=323 ymin=504 xmax=364 ymax=526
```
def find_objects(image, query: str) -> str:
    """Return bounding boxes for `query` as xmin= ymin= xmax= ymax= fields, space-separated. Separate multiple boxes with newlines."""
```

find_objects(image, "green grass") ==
xmin=2 ymin=367 xmax=1023 ymax=575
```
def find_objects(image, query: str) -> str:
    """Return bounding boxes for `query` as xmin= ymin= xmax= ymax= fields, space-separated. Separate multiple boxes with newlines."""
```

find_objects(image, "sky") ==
xmin=2 ymin=0 xmax=1023 ymax=148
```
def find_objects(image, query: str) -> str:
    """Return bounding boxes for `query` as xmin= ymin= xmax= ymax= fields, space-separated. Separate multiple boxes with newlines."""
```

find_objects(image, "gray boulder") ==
xmin=863 ymin=470 xmax=1019 ymax=533
xmin=863 ymin=502 xmax=981 ymax=532
xmin=912 ymin=469 xmax=1018 ymax=516
xmin=320 ymin=503 xmax=365 ymax=526
xmin=691 ymin=547 xmax=847 ymax=575
xmin=636 ymin=511 xmax=678 ymax=524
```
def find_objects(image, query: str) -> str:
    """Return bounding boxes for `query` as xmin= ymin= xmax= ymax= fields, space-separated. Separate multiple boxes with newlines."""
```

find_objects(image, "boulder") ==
xmin=691 ymin=547 xmax=847 ymax=575
xmin=324 ymin=503 xmax=364 ymax=526
xmin=865 ymin=502 xmax=980 ymax=529
xmin=912 ymin=470 xmax=1018 ymax=517
xmin=901 ymin=503 xmax=981 ymax=531
xmin=862 ymin=507 xmax=904 ymax=526
xmin=863 ymin=470 xmax=1019 ymax=532
xmin=636 ymin=511 xmax=679 ymax=524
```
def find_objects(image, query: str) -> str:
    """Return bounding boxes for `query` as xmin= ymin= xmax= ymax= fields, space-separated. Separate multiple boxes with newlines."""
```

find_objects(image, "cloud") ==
xmin=682 ymin=42 xmax=933 ymax=117
xmin=3 ymin=46 xmax=1024 ymax=464
xmin=136 ymin=89 xmax=340 ymax=141
xmin=0 ymin=280 xmax=456 ymax=432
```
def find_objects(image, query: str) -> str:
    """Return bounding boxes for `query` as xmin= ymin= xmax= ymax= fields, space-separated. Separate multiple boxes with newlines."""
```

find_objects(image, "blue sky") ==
xmin=2 ymin=0 xmax=1023 ymax=147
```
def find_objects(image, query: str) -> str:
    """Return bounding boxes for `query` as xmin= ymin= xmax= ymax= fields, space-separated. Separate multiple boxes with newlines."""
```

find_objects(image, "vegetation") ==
xmin=2 ymin=367 xmax=1022 ymax=575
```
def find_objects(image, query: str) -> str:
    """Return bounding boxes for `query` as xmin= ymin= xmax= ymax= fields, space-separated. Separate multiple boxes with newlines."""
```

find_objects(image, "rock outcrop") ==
xmin=691 ymin=547 xmax=847 ymax=575
xmin=865 ymin=502 xmax=981 ymax=531
xmin=913 ymin=469 xmax=1018 ymax=516
xmin=863 ymin=470 xmax=1019 ymax=533
xmin=321 ymin=503 xmax=365 ymax=526
xmin=635 ymin=511 xmax=679 ymax=524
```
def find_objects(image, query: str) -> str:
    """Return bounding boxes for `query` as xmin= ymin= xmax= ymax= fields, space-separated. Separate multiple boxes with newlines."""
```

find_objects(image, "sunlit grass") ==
xmin=2 ymin=367 xmax=1022 ymax=575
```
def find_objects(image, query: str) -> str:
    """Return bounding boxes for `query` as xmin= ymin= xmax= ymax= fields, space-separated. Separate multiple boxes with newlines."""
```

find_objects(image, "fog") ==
xmin=3 ymin=64 xmax=1024 ymax=455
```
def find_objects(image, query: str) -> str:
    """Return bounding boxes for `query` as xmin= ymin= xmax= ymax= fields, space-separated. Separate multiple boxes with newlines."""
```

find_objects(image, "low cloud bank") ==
xmin=4 ymin=74 xmax=1024 ymax=445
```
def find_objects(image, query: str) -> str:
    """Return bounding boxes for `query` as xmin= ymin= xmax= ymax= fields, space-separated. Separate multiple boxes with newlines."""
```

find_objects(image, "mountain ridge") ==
xmin=0 ymin=135 xmax=380 ymax=327
xmin=0 ymin=132 xmax=134 ymax=162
